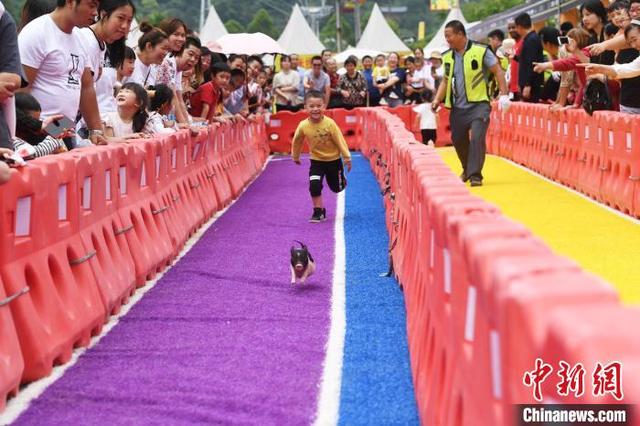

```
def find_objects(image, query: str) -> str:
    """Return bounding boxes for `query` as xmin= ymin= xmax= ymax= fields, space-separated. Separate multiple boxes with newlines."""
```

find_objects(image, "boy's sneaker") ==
xmin=470 ymin=178 xmax=483 ymax=187
xmin=309 ymin=208 xmax=326 ymax=223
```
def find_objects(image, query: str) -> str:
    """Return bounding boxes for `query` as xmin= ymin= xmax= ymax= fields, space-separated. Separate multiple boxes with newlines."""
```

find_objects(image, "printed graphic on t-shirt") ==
xmin=313 ymin=127 xmax=333 ymax=148
xmin=68 ymin=54 xmax=81 ymax=85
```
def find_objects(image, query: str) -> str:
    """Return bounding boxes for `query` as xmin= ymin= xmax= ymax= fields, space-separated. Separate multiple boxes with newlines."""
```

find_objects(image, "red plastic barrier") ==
xmin=325 ymin=109 xmax=360 ymax=150
xmin=0 ymin=117 xmax=268 ymax=395
xmin=0 ymin=277 xmax=23 ymax=410
xmin=266 ymin=110 xmax=307 ymax=154
xmin=0 ymin=156 xmax=105 ymax=383
xmin=361 ymin=107 xmax=638 ymax=426
xmin=75 ymin=146 xmax=136 ymax=315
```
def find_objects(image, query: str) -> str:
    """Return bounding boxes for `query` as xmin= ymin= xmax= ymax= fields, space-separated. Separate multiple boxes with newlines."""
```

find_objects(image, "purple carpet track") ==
xmin=14 ymin=158 xmax=337 ymax=425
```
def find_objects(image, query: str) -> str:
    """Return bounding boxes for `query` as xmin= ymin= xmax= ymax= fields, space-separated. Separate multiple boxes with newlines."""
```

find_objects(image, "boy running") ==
xmin=292 ymin=90 xmax=352 ymax=222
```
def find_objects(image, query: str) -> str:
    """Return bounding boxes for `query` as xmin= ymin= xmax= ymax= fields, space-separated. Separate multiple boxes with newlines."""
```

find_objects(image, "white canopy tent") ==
xmin=424 ymin=7 xmax=479 ymax=54
xmin=200 ymin=5 xmax=228 ymax=45
xmin=356 ymin=3 xmax=410 ymax=53
xmin=334 ymin=47 xmax=382 ymax=64
xmin=278 ymin=4 xmax=325 ymax=55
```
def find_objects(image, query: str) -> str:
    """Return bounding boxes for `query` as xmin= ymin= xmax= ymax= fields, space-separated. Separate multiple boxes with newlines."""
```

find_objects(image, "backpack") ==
xmin=583 ymin=78 xmax=612 ymax=115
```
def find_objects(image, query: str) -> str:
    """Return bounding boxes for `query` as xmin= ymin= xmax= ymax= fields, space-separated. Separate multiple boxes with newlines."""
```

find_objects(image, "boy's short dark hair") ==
xmin=539 ymin=26 xmax=561 ymax=45
xmin=362 ymin=55 xmax=373 ymax=62
xmin=514 ymin=12 xmax=532 ymax=29
xmin=211 ymin=61 xmax=231 ymax=76
xmin=487 ymin=29 xmax=505 ymax=41
xmin=311 ymin=55 xmax=323 ymax=64
xmin=560 ymin=21 xmax=574 ymax=35
xmin=304 ymin=90 xmax=325 ymax=104
xmin=230 ymin=68 xmax=246 ymax=79
xmin=421 ymin=89 xmax=434 ymax=103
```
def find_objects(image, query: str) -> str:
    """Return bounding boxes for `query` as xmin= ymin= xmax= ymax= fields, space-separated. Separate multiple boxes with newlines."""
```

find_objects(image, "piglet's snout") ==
xmin=295 ymin=264 xmax=304 ymax=272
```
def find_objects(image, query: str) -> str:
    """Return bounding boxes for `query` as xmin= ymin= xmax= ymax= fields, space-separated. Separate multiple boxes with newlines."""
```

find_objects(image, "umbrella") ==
xmin=204 ymin=40 xmax=224 ymax=54
xmin=216 ymin=33 xmax=287 ymax=55
xmin=334 ymin=47 xmax=383 ymax=64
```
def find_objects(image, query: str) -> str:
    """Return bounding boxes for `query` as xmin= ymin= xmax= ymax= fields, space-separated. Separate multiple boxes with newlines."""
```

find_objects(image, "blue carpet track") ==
xmin=339 ymin=154 xmax=419 ymax=425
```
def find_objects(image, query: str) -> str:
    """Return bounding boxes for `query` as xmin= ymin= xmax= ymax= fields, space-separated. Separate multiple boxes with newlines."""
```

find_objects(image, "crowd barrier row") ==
xmin=359 ymin=108 xmax=640 ymax=425
xmin=266 ymin=105 xmax=452 ymax=154
xmin=488 ymin=103 xmax=640 ymax=218
xmin=0 ymin=119 xmax=269 ymax=410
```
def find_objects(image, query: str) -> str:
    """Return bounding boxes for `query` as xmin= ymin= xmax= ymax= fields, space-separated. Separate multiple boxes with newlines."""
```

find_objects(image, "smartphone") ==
xmin=44 ymin=116 xmax=75 ymax=138
xmin=557 ymin=36 xmax=570 ymax=45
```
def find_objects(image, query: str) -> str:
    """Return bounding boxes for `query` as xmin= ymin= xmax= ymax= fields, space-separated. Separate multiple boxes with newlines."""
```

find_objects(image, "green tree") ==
xmin=247 ymin=8 xmax=277 ymax=38
xmin=462 ymin=0 xmax=525 ymax=22
xmin=136 ymin=0 xmax=168 ymax=25
xmin=225 ymin=19 xmax=245 ymax=33
xmin=320 ymin=13 xmax=354 ymax=51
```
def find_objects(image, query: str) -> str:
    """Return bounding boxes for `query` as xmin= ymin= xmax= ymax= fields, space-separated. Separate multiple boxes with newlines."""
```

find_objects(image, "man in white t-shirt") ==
xmin=18 ymin=0 xmax=105 ymax=146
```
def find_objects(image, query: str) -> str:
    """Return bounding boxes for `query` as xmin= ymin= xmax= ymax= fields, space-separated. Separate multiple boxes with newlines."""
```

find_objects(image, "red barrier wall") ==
xmin=0 ymin=119 xmax=269 ymax=408
xmin=265 ymin=105 xmax=452 ymax=155
xmin=487 ymin=103 xmax=640 ymax=218
xmin=361 ymin=108 xmax=640 ymax=426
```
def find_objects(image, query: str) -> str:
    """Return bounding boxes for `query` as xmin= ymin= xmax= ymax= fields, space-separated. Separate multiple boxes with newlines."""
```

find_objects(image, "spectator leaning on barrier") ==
xmin=514 ymin=13 xmax=544 ymax=102
xmin=487 ymin=29 xmax=508 ymax=99
xmin=432 ymin=20 xmax=510 ymax=187
xmin=13 ymin=92 xmax=67 ymax=158
xmin=325 ymin=58 xmax=342 ymax=109
xmin=189 ymin=61 xmax=230 ymax=122
xmin=337 ymin=56 xmax=367 ymax=109
xmin=507 ymin=20 xmax=522 ymax=100
xmin=534 ymin=28 xmax=592 ymax=110
xmin=303 ymin=55 xmax=331 ymax=106
xmin=146 ymin=84 xmax=176 ymax=133
xmin=607 ymin=2 xmax=640 ymax=114
xmin=0 ymin=0 xmax=25 ymax=150
xmin=582 ymin=21 xmax=640 ymax=81
xmin=538 ymin=26 xmax=562 ymax=103
xmin=19 ymin=0 xmax=106 ymax=147
xmin=103 ymin=81 xmax=152 ymax=141
xmin=273 ymin=54 xmax=301 ymax=112
xmin=127 ymin=23 xmax=169 ymax=88
xmin=76 ymin=0 xmax=134 ymax=139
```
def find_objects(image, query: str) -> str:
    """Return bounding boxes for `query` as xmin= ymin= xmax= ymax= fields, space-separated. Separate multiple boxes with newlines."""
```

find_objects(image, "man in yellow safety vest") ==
xmin=432 ymin=20 xmax=510 ymax=187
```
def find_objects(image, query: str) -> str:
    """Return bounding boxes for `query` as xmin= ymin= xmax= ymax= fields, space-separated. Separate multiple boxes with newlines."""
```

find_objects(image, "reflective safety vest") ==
xmin=442 ymin=41 xmax=490 ymax=109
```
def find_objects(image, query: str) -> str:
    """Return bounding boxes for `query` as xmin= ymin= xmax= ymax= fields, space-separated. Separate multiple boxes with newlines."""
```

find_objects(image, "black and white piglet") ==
xmin=290 ymin=241 xmax=315 ymax=285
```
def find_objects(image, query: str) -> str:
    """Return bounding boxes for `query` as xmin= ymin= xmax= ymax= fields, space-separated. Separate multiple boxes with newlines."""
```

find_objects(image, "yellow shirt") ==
xmin=373 ymin=66 xmax=390 ymax=82
xmin=291 ymin=116 xmax=351 ymax=162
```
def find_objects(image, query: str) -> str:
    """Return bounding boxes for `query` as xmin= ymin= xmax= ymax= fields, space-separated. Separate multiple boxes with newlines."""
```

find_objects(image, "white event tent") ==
xmin=277 ymin=4 xmax=325 ymax=55
xmin=200 ymin=5 xmax=228 ymax=45
xmin=424 ymin=7 xmax=478 ymax=54
xmin=356 ymin=3 xmax=410 ymax=53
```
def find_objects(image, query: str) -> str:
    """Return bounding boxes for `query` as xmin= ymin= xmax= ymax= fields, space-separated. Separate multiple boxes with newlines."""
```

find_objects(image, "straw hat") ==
xmin=429 ymin=51 xmax=443 ymax=60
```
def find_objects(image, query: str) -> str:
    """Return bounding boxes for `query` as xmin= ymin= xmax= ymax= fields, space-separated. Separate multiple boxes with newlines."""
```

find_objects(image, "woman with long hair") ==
xmin=128 ymin=22 xmax=170 ymax=87
xmin=154 ymin=18 xmax=191 ymax=123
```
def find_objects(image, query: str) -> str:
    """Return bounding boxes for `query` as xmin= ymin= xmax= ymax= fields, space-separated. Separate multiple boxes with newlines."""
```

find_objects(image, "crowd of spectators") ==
xmin=2 ymin=0 xmax=639 ymax=185
xmin=489 ymin=0 xmax=640 ymax=115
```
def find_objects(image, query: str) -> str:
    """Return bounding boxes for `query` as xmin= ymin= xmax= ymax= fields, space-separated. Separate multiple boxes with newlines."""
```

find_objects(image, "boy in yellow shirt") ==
xmin=292 ymin=90 xmax=352 ymax=222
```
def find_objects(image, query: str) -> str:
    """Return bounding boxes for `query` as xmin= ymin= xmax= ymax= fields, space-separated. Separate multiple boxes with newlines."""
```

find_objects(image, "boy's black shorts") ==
xmin=309 ymin=159 xmax=347 ymax=197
